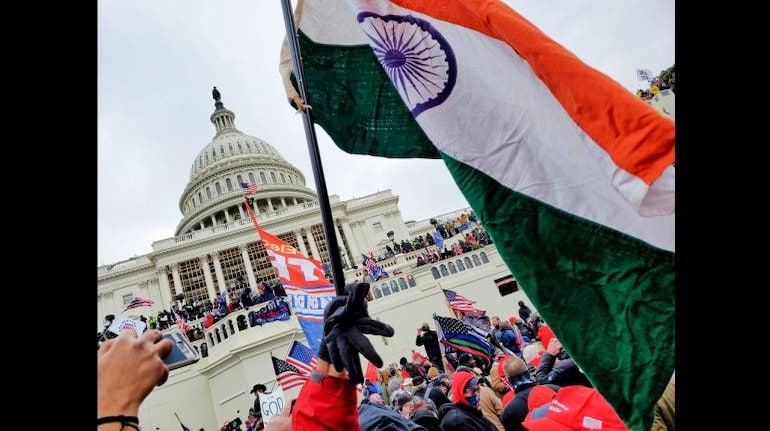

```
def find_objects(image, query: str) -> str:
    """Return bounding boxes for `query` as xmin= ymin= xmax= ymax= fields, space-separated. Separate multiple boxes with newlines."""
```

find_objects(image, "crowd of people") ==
xmin=378 ymin=212 xmax=487 ymax=260
xmin=414 ymin=226 xmax=493 ymax=268
xmin=98 ymin=283 xmax=674 ymax=431
xmin=98 ymin=277 xmax=291 ymax=354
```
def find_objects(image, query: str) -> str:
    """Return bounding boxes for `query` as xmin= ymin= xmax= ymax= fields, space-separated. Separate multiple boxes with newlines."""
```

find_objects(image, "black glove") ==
xmin=317 ymin=283 xmax=394 ymax=384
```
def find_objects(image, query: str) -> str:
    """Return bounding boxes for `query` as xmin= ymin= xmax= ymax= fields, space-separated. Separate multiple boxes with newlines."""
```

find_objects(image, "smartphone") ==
xmin=226 ymin=417 xmax=243 ymax=431
xmin=162 ymin=331 xmax=200 ymax=370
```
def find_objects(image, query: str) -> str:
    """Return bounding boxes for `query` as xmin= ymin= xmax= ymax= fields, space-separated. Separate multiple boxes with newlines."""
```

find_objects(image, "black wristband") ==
xmin=97 ymin=415 xmax=140 ymax=429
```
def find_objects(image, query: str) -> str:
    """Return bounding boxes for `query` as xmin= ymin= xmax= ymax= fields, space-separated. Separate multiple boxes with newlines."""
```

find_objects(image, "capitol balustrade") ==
xmin=164 ymin=299 xmax=293 ymax=361
xmin=344 ymin=228 xmax=477 ymax=280
xmin=98 ymin=255 xmax=154 ymax=275
xmin=171 ymin=242 xmax=497 ymax=366
xmin=153 ymin=201 xmax=321 ymax=249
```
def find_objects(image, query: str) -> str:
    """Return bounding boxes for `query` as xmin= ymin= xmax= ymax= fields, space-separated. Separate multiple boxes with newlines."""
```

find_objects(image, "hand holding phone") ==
xmin=161 ymin=331 xmax=200 ymax=370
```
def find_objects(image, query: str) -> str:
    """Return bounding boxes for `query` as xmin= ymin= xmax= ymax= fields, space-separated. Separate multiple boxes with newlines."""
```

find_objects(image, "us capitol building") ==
xmin=97 ymin=93 xmax=533 ymax=431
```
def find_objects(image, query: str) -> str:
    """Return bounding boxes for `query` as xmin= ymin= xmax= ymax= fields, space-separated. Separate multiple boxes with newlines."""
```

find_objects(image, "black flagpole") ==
xmin=279 ymin=0 xmax=346 ymax=295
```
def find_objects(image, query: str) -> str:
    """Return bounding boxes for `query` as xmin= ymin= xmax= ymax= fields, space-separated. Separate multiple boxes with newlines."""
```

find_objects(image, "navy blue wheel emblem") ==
xmin=357 ymin=12 xmax=457 ymax=117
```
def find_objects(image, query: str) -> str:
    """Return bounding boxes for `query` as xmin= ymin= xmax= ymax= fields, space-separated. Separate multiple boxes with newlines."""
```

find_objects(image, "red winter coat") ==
xmin=291 ymin=375 xmax=360 ymax=431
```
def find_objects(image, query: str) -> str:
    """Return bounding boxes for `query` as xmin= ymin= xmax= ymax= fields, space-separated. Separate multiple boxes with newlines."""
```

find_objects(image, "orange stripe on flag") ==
xmin=389 ymin=0 xmax=674 ymax=185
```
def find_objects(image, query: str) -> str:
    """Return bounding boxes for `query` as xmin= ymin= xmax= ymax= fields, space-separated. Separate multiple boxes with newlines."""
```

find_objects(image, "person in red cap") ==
xmin=438 ymin=370 xmax=498 ymax=431
xmin=522 ymin=385 xmax=629 ymax=431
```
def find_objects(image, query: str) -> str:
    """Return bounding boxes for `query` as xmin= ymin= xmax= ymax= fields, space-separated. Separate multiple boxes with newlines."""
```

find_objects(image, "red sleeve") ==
xmin=401 ymin=369 xmax=410 ymax=379
xmin=291 ymin=375 xmax=360 ymax=431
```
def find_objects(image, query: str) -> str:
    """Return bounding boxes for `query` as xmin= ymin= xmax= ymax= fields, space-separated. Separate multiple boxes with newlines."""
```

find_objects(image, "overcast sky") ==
xmin=97 ymin=0 xmax=674 ymax=266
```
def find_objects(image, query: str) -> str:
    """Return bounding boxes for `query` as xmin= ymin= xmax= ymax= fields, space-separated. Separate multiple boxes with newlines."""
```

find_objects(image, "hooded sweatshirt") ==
xmin=438 ymin=371 xmax=497 ymax=431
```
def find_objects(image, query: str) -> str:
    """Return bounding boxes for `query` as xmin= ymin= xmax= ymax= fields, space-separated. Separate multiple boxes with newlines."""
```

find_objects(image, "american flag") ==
xmin=287 ymin=341 xmax=317 ymax=375
xmin=362 ymin=253 xmax=387 ymax=279
xmin=443 ymin=290 xmax=484 ymax=315
xmin=434 ymin=314 xmax=493 ymax=363
xmin=272 ymin=356 xmax=308 ymax=390
xmin=172 ymin=309 xmax=189 ymax=333
xmin=123 ymin=297 xmax=154 ymax=312
xmin=239 ymin=181 xmax=258 ymax=195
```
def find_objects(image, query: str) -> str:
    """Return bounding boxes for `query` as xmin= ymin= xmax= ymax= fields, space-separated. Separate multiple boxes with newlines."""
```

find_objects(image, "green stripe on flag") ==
xmin=447 ymin=337 xmax=488 ymax=355
xmin=297 ymin=31 xmax=439 ymax=159
xmin=441 ymin=153 xmax=674 ymax=431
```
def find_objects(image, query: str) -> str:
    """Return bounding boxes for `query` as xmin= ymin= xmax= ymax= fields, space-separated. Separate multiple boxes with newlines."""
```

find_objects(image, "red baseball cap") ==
xmin=522 ymin=386 xmax=629 ymax=431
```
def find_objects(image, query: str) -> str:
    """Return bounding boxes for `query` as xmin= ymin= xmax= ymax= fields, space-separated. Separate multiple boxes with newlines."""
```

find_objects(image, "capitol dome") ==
xmin=176 ymin=89 xmax=317 ymax=235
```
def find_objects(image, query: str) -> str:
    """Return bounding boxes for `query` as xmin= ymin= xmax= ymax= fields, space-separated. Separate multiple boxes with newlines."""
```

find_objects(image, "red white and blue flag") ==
xmin=239 ymin=181 xmax=258 ymax=195
xmin=123 ymin=296 xmax=154 ymax=312
xmin=287 ymin=340 xmax=318 ymax=375
xmin=443 ymin=289 xmax=484 ymax=316
xmin=172 ymin=309 xmax=189 ymax=333
xmin=272 ymin=356 xmax=308 ymax=390
xmin=259 ymin=227 xmax=336 ymax=354
xmin=362 ymin=252 xmax=388 ymax=279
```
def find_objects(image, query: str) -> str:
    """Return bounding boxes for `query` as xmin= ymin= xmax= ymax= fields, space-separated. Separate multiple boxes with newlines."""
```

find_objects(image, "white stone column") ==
xmin=199 ymin=256 xmax=218 ymax=302
xmin=157 ymin=268 xmax=173 ymax=308
xmin=200 ymin=221 xmax=205 ymax=230
xmin=341 ymin=221 xmax=361 ymax=264
xmin=211 ymin=215 xmax=217 ymax=227
xmin=333 ymin=223 xmax=348 ymax=266
xmin=238 ymin=203 xmax=245 ymax=220
xmin=224 ymin=208 xmax=231 ymax=223
xmin=280 ymin=197 xmax=287 ymax=209
xmin=294 ymin=230 xmax=309 ymax=256
xmin=293 ymin=197 xmax=298 ymax=205
xmin=240 ymin=245 xmax=259 ymax=288
xmin=171 ymin=264 xmax=183 ymax=299
xmin=306 ymin=228 xmax=321 ymax=260
xmin=97 ymin=293 xmax=104 ymax=330
xmin=254 ymin=199 xmax=261 ymax=215
xmin=212 ymin=253 xmax=227 ymax=295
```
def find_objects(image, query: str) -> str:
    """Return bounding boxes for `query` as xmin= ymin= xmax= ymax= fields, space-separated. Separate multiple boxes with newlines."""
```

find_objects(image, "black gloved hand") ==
xmin=317 ymin=283 xmax=394 ymax=384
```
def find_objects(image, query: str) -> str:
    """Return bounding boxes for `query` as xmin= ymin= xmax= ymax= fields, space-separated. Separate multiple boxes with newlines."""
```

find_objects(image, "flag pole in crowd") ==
xmin=279 ymin=0 xmax=345 ymax=295
xmin=438 ymin=283 xmax=458 ymax=319
xmin=174 ymin=412 xmax=192 ymax=431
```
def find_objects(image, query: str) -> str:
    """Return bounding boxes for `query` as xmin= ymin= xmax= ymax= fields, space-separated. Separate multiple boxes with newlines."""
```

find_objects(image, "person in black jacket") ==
xmin=532 ymin=338 xmax=592 ymax=388
xmin=517 ymin=301 xmax=532 ymax=322
xmin=438 ymin=371 xmax=497 ymax=431
xmin=500 ymin=356 xmax=560 ymax=431
xmin=427 ymin=374 xmax=452 ymax=410
xmin=416 ymin=323 xmax=445 ymax=372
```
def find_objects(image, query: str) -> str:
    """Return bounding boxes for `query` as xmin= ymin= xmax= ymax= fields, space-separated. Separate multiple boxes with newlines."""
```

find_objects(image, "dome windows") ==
xmin=248 ymin=173 xmax=256 ymax=184
xmin=206 ymin=187 xmax=212 ymax=199
xmin=280 ymin=173 xmax=286 ymax=183
xmin=237 ymin=143 xmax=243 ymax=153
xmin=228 ymin=143 xmax=233 ymax=152
xmin=237 ymin=174 xmax=243 ymax=184
xmin=220 ymin=146 xmax=225 ymax=156
xmin=270 ymin=172 xmax=277 ymax=183
xmin=226 ymin=178 xmax=233 ymax=191
xmin=215 ymin=182 xmax=222 ymax=196
xmin=259 ymin=172 xmax=267 ymax=184
xmin=198 ymin=192 xmax=203 ymax=203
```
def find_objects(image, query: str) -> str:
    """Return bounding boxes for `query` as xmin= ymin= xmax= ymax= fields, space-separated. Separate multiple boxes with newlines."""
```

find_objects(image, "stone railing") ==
xmin=98 ymin=256 xmax=153 ymax=276
xmin=154 ymin=201 xmax=321 ymax=250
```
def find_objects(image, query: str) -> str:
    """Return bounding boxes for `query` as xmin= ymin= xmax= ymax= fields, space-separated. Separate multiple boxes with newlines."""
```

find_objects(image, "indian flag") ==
xmin=282 ymin=1 xmax=674 ymax=430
